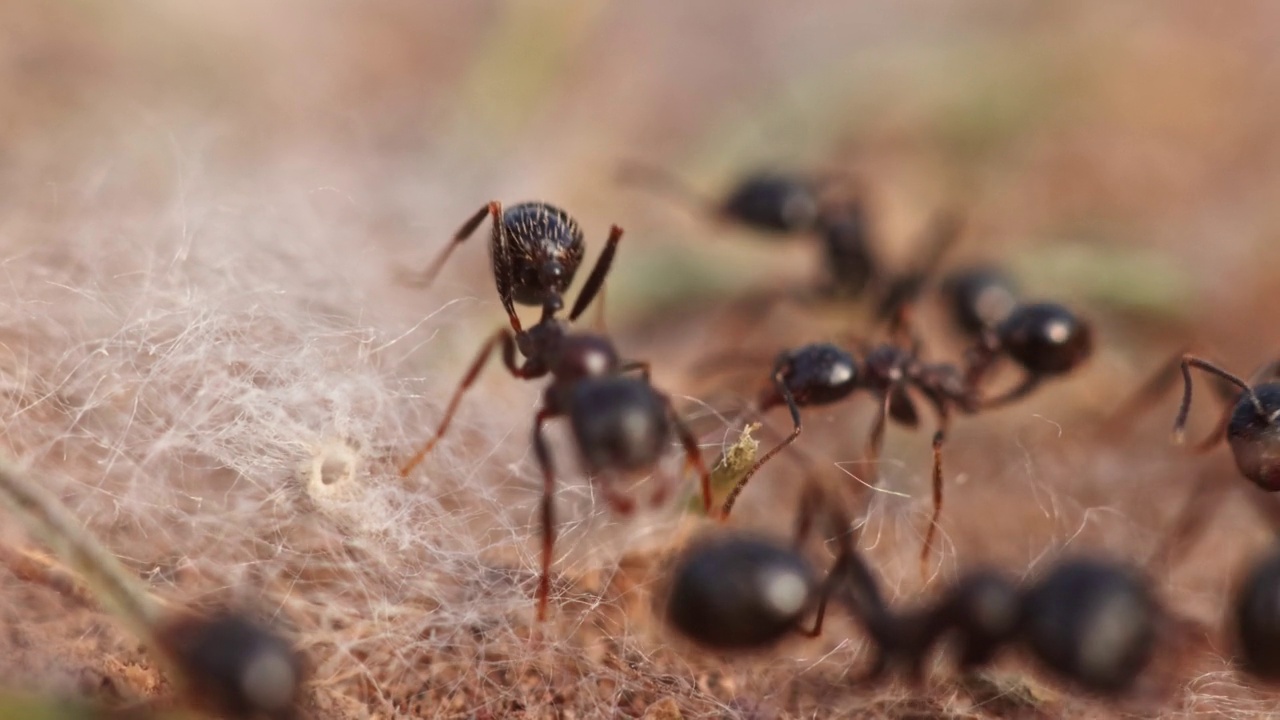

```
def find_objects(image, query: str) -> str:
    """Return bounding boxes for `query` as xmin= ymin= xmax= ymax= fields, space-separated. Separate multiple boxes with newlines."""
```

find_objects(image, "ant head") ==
xmin=1233 ymin=545 xmax=1280 ymax=681
xmin=568 ymin=376 xmax=670 ymax=473
xmin=1226 ymin=383 xmax=1280 ymax=491
xmin=1020 ymin=558 xmax=1157 ymax=695
xmin=721 ymin=172 xmax=820 ymax=234
xmin=501 ymin=202 xmax=585 ymax=308
xmin=552 ymin=333 xmax=620 ymax=383
xmin=159 ymin=610 xmax=305 ymax=720
xmin=762 ymin=343 xmax=860 ymax=409
xmin=664 ymin=532 xmax=818 ymax=651
xmin=995 ymin=302 xmax=1093 ymax=377
xmin=941 ymin=266 xmax=1020 ymax=337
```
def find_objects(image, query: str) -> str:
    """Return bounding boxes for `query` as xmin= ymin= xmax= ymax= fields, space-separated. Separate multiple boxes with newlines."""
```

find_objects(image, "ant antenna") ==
xmin=616 ymin=161 xmax=715 ymax=217
xmin=1175 ymin=355 xmax=1263 ymax=443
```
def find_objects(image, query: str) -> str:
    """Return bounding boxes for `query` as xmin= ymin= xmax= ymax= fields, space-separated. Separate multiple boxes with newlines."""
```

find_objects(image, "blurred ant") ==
xmin=887 ymin=557 xmax=1160 ymax=695
xmin=1233 ymin=543 xmax=1280 ymax=682
xmin=938 ymin=264 xmax=1021 ymax=340
xmin=663 ymin=481 xmax=895 ymax=657
xmin=397 ymin=204 xmax=716 ymax=621
xmin=618 ymin=162 xmax=962 ymax=314
xmin=402 ymin=200 xmax=621 ymax=332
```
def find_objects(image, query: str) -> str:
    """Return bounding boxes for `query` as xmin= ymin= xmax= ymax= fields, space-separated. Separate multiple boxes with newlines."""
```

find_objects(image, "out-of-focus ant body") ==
xmin=1234 ymin=544 xmax=1280 ymax=682
xmin=939 ymin=265 xmax=1021 ymax=340
xmin=887 ymin=557 xmax=1160 ymax=695
xmin=663 ymin=481 xmax=895 ymax=658
xmin=716 ymin=300 xmax=1092 ymax=574
xmin=398 ymin=201 xmax=716 ymax=621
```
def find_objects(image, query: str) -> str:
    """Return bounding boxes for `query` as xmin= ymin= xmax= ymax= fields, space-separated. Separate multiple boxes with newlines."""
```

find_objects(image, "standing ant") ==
xmin=887 ymin=557 xmax=1160 ymax=695
xmin=663 ymin=481 xmax=894 ymax=657
xmin=402 ymin=200 xmax=621 ymax=332
xmin=397 ymin=205 xmax=715 ymax=620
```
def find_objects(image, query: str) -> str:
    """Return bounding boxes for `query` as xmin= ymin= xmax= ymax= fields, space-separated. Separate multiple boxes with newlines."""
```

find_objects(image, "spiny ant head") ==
xmin=568 ymin=375 xmax=670 ymax=473
xmin=1233 ymin=545 xmax=1280 ymax=681
xmin=499 ymin=202 xmax=586 ymax=308
xmin=941 ymin=266 xmax=1020 ymax=337
xmin=721 ymin=172 xmax=821 ymax=234
xmin=763 ymin=343 xmax=860 ymax=409
xmin=158 ymin=610 xmax=305 ymax=720
xmin=1020 ymin=558 xmax=1157 ymax=695
xmin=664 ymin=532 xmax=818 ymax=651
xmin=1226 ymin=383 xmax=1280 ymax=491
xmin=996 ymin=302 xmax=1093 ymax=377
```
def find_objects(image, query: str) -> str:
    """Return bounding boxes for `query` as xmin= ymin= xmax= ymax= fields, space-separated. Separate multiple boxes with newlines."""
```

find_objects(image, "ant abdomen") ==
xmin=763 ymin=343 xmax=859 ymax=409
xmin=1234 ymin=545 xmax=1280 ymax=681
xmin=664 ymin=533 xmax=819 ymax=650
xmin=1020 ymin=559 xmax=1158 ymax=695
xmin=568 ymin=376 xmax=671 ymax=473
xmin=158 ymin=610 xmax=305 ymax=720
xmin=499 ymin=202 xmax=586 ymax=309
xmin=996 ymin=301 xmax=1093 ymax=376
xmin=1226 ymin=383 xmax=1280 ymax=491
xmin=941 ymin=266 xmax=1020 ymax=337
xmin=721 ymin=173 xmax=821 ymax=235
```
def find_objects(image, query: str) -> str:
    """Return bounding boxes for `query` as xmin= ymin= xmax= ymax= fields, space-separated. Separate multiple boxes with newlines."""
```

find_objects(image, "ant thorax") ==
xmin=863 ymin=345 xmax=911 ymax=390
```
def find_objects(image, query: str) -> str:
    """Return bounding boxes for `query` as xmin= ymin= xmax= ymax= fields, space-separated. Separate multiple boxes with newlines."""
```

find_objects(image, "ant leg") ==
xmin=721 ymin=366 xmax=801 ymax=517
xmin=404 ymin=201 xmax=501 ymax=290
xmin=1100 ymin=349 xmax=1192 ymax=436
xmin=532 ymin=407 xmax=560 ymax=622
xmin=1147 ymin=469 xmax=1231 ymax=570
xmin=615 ymin=161 xmax=715 ymax=218
xmin=976 ymin=374 xmax=1042 ymax=410
xmin=919 ymin=412 xmax=951 ymax=581
xmin=661 ymin=393 xmax=717 ymax=519
xmin=1175 ymin=355 xmax=1261 ymax=443
xmin=399 ymin=329 xmax=523 ymax=477
xmin=569 ymin=225 xmax=624 ymax=321
xmin=875 ymin=210 xmax=963 ymax=327
xmin=864 ymin=386 xmax=897 ymax=485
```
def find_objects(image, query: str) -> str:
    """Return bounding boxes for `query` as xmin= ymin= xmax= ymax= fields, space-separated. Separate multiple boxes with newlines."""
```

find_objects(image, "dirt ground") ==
xmin=2 ymin=2 xmax=1280 ymax=718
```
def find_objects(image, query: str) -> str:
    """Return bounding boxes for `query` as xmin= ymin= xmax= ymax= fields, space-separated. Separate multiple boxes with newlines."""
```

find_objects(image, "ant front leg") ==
xmin=975 ymin=373 xmax=1042 ymax=410
xmin=919 ymin=409 xmax=952 ymax=581
xmin=1146 ymin=468 xmax=1232 ymax=570
xmin=532 ymin=406 xmax=562 ymax=622
xmin=864 ymin=382 xmax=901 ymax=486
xmin=406 ymin=201 xmax=500 ymax=279
xmin=721 ymin=365 xmax=802 ymax=517
xmin=399 ymin=328 xmax=527 ymax=477
xmin=569 ymin=225 xmax=624 ymax=322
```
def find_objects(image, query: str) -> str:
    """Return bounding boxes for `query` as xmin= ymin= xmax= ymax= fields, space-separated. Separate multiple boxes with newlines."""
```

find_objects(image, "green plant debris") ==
xmin=687 ymin=423 xmax=760 ymax=514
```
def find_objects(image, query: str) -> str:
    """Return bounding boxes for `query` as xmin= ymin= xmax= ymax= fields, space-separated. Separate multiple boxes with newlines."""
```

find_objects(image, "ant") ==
xmin=663 ymin=481 xmax=895 ymax=657
xmin=887 ymin=557 xmax=1160 ymax=695
xmin=1233 ymin=543 xmax=1280 ymax=682
xmin=402 ymin=200 xmax=621 ymax=332
xmin=397 ymin=203 xmax=716 ymax=621
xmin=715 ymin=299 xmax=1091 ymax=573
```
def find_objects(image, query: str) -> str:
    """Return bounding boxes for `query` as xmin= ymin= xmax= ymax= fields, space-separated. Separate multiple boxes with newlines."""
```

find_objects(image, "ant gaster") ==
xmin=964 ymin=301 xmax=1094 ymax=406
xmin=664 ymin=481 xmax=894 ymax=656
xmin=1234 ymin=543 xmax=1280 ymax=682
xmin=398 ymin=205 xmax=716 ymax=621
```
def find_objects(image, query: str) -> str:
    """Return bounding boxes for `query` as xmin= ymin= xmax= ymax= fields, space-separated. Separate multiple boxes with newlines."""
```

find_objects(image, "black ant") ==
xmin=398 ymin=205 xmax=715 ymax=621
xmin=663 ymin=481 xmax=894 ymax=656
xmin=1233 ymin=543 xmax=1280 ymax=682
xmin=888 ymin=557 xmax=1160 ymax=695
xmin=402 ymin=200 xmax=621 ymax=332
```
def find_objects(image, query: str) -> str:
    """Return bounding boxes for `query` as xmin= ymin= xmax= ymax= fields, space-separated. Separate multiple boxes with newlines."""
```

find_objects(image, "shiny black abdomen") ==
xmin=721 ymin=173 xmax=819 ymax=235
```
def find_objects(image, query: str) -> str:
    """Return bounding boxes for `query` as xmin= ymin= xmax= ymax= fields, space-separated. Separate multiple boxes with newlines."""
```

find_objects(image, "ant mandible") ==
xmin=663 ymin=480 xmax=895 ymax=658
xmin=398 ymin=202 xmax=716 ymax=621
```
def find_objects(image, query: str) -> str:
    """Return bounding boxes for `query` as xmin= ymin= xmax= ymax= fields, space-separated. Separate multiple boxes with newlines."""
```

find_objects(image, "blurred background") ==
xmin=4 ymin=1 xmax=1280 ymax=717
